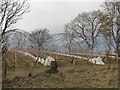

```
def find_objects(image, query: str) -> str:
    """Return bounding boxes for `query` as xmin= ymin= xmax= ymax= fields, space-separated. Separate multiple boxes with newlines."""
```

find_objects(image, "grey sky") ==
xmin=15 ymin=1 xmax=104 ymax=34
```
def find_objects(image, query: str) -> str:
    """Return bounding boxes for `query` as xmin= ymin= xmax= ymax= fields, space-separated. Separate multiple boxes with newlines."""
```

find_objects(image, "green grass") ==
xmin=57 ymin=59 xmax=73 ymax=67
xmin=5 ymin=58 xmax=46 ymax=70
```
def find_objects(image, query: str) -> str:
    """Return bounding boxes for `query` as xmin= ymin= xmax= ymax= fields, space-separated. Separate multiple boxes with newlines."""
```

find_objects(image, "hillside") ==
xmin=3 ymin=51 xmax=118 ymax=88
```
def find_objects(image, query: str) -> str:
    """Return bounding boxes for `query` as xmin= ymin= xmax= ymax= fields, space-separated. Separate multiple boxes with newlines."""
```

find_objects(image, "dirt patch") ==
xmin=3 ymin=70 xmax=66 ymax=88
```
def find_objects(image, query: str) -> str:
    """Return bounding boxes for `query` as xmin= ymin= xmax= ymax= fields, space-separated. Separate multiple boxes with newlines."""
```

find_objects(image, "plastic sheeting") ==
xmin=88 ymin=57 xmax=105 ymax=65
xmin=44 ymin=56 xmax=55 ymax=66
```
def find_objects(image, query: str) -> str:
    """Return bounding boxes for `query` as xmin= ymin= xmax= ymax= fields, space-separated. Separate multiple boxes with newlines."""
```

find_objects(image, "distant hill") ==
xmin=8 ymin=30 xmax=114 ymax=53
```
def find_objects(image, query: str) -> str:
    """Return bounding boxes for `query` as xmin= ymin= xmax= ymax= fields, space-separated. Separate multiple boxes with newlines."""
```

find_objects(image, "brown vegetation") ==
xmin=3 ymin=51 xmax=118 ymax=88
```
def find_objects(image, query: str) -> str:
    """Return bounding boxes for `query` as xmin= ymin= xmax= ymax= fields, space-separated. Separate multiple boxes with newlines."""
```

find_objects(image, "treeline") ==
xmin=64 ymin=2 xmax=120 ymax=56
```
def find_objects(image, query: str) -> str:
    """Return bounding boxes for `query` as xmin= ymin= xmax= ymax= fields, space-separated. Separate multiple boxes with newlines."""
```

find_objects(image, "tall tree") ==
xmin=0 ymin=0 xmax=29 ymax=79
xmin=65 ymin=10 xmax=102 ymax=52
xmin=97 ymin=1 xmax=120 ymax=70
xmin=0 ymin=0 xmax=29 ymax=54
xmin=64 ymin=25 xmax=76 ymax=53
xmin=101 ymin=1 xmax=120 ymax=57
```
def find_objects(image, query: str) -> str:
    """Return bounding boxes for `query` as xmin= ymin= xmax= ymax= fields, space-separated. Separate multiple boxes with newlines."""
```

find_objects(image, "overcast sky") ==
xmin=15 ymin=0 xmax=105 ymax=34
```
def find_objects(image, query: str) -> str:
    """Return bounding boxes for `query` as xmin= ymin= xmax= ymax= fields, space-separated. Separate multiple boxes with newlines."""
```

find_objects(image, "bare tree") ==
xmin=101 ymin=1 xmax=120 ymax=61
xmin=28 ymin=29 xmax=51 ymax=76
xmin=97 ymin=10 xmax=113 ymax=63
xmin=29 ymin=29 xmax=51 ymax=51
xmin=11 ymin=32 xmax=27 ymax=50
xmin=0 ymin=0 xmax=29 ymax=79
xmin=0 ymin=0 xmax=29 ymax=50
xmin=65 ymin=10 xmax=102 ymax=52
xmin=94 ymin=1 xmax=120 ymax=69
xmin=64 ymin=25 xmax=76 ymax=53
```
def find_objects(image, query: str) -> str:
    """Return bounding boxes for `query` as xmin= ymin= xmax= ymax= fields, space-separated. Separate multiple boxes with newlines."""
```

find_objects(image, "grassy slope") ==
xmin=3 ymin=51 xmax=118 ymax=88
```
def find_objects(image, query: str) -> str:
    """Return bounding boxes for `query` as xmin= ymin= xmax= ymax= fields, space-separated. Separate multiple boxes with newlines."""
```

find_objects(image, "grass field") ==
xmin=3 ymin=51 xmax=118 ymax=88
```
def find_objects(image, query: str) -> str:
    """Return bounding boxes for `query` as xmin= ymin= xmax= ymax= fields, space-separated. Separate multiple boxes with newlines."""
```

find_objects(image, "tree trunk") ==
xmin=73 ymin=58 xmax=76 ymax=67
xmin=116 ymin=3 xmax=120 ymax=64
xmin=0 ymin=51 xmax=2 ymax=89
xmin=116 ymin=3 xmax=120 ymax=88
xmin=2 ymin=56 xmax=7 ymax=80
xmin=28 ymin=63 xmax=34 ymax=77
xmin=14 ymin=51 xmax=17 ymax=68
